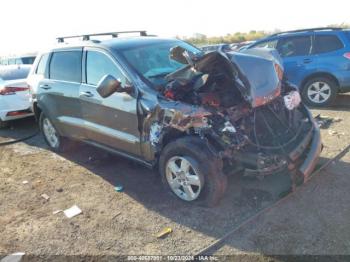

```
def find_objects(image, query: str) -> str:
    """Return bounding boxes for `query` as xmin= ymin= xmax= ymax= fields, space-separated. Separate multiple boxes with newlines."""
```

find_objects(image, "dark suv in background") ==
xmin=245 ymin=28 xmax=350 ymax=106
xmin=27 ymin=31 xmax=321 ymax=206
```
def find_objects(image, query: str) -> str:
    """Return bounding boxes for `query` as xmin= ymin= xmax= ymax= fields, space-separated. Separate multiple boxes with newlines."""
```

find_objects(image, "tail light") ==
xmin=274 ymin=63 xmax=284 ymax=81
xmin=0 ymin=86 xmax=29 ymax=95
xmin=344 ymin=53 xmax=350 ymax=60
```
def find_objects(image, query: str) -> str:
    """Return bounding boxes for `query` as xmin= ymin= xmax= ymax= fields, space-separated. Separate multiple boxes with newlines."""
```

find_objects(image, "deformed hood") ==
xmin=165 ymin=47 xmax=284 ymax=108
xmin=226 ymin=48 xmax=284 ymax=107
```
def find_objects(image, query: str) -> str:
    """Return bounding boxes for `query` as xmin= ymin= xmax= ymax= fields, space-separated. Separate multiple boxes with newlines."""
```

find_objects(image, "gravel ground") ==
xmin=1 ymin=95 xmax=350 ymax=259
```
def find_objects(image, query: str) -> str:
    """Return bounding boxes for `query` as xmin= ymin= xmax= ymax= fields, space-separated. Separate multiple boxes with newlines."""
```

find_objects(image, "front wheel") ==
xmin=159 ymin=136 xmax=227 ymax=207
xmin=39 ymin=113 xmax=75 ymax=152
xmin=301 ymin=77 xmax=337 ymax=107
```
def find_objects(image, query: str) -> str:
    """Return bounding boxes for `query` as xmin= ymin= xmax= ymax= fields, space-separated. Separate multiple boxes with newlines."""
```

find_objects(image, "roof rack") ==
xmin=270 ymin=27 xmax=343 ymax=37
xmin=57 ymin=31 xmax=147 ymax=43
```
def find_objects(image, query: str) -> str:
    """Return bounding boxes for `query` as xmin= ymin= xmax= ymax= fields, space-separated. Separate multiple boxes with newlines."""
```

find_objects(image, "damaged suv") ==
xmin=29 ymin=31 xmax=322 ymax=206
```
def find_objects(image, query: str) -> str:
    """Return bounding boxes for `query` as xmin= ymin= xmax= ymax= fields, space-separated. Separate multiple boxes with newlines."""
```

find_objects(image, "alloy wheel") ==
xmin=42 ymin=117 xmax=59 ymax=148
xmin=165 ymin=156 xmax=203 ymax=201
xmin=307 ymin=81 xmax=331 ymax=104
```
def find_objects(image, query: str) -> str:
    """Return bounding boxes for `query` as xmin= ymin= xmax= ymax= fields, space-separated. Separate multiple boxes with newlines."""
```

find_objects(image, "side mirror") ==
xmin=96 ymin=75 xmax=133 ymax=98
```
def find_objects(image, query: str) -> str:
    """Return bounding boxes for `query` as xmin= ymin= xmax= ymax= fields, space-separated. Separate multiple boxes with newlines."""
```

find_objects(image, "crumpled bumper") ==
xmin=295 ymin=110 xmax=322 ymax=181
xmin=242 ymin=106 xmax=322 ymax=178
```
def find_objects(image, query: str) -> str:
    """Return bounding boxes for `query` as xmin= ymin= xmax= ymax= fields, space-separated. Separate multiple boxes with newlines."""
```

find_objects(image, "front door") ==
xmin=79 ymin=48 xmax=141 ymax=156
xmin=276 ymin=34 xmax=315 ymax=86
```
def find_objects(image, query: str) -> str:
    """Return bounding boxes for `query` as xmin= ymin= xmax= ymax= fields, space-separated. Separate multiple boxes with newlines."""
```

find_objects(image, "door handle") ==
xmin=39 ymin=84 xmax=51 ymax=90
xmin=80 ymin=91 xmax=94 ymax=97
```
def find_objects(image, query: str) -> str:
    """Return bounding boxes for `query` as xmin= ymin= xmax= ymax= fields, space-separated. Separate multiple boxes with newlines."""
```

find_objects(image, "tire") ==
xmin=0 ymin=120 xmax=9 ymax=129
xmin=301 ymin=76 xmax=338 ymax=107
xmin=39 ymin=112 xmax=76 ymax=152
xmin=159 ymin=136 xmax=227 ymax=207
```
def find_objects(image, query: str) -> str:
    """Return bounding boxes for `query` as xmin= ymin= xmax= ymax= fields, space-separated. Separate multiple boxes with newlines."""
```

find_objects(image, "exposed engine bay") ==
xmin=147 ymin=48 xmax=317 ymax=179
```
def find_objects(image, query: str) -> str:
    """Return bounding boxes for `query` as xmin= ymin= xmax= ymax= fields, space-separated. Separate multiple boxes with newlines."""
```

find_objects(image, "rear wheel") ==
xmin=39 ymin=113 xmax=76 ymax=152
xmin=301 ymin=76 xmax=337 ymax=107
xmin=159 ymin=136 xmax=227 ymax=207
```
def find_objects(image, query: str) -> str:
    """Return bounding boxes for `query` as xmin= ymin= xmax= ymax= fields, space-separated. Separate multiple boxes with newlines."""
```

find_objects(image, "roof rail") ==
xmin=269 ymin=27 xmax=343 ymax=37
xmin=57 ymin=31 xmax=147 ymax=43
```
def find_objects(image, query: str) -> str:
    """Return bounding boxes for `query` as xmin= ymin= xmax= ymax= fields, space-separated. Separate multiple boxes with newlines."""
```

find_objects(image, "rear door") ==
xmin=38 ymin=49 xmax=85 ymax=139
xmin=276 ymin=34 xmax=314 ymax=86
xmin=80 ymin=48 xmax=141 ymax=156
xmin=312 ymin=33 xmax=347 ymax=77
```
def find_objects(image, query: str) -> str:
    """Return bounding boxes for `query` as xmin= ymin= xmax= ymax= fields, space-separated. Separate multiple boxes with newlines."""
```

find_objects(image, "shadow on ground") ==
xmin=0 ymin=117 xmax=294 ymax=247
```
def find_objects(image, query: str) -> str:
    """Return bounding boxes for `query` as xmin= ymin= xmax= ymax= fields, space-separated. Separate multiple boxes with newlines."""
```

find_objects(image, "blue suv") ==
xmin=245 ymin=28 xmax=350 ymax=106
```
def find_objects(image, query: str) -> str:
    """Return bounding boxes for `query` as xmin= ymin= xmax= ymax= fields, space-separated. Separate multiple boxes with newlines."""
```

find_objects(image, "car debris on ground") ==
xmin=114 ymin=185 xmax=124 ymax=192
xmin=156 ymin=227 xmax=173 ymax=239
xmin=63 ymin=205 xmax=82 ymax=218
xmin=314 ymin=114 xmax=342 ymax=129
xmin=40 ymin=193 xmax=50 ymax=200
xmin=52 ymin=210 xmax=63 ymax=215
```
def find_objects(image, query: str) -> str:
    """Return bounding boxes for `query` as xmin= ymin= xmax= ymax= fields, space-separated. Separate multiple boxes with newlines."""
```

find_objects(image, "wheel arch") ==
xmin=301 ymin=72 xmax=340 ymax=91
xmin=160 ymin=128 xmax=186 ymax=150
xmin=33 ymin=102 xmax=42 ymax=122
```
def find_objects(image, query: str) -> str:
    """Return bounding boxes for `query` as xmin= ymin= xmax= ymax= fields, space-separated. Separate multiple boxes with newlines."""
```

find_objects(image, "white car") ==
xmin=0 ymin=65 xmax=33 ymax=128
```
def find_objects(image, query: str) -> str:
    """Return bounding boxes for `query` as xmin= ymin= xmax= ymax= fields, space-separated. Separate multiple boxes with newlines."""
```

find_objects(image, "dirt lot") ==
xmin=1 ymin=95 xmax=350 ymax=259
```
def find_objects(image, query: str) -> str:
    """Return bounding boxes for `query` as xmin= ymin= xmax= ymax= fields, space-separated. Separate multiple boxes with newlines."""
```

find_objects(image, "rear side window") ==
xmin=277 ymin=36 xmax=311 ymax=57
xmin=313 ymin=35 xmax=344 ymax=54
xmin=49 ymin=51 xmax=82 ymax=82
xmin=86 ymin=51 xmax=126 ymax=86
xmin=36 ymin=54 xmax=50 ymax=75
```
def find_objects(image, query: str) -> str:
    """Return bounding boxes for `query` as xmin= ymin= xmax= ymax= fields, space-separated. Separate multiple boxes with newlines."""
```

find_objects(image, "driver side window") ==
xmin=86 ymin=51 xmax=127 ymax=86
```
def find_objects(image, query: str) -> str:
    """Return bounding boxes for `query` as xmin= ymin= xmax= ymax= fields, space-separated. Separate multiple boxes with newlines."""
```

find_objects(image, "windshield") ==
xmin=120 ymin=41 xmax=202 ymax=86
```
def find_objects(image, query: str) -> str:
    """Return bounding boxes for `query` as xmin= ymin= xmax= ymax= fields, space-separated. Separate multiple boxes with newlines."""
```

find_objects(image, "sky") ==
xmin=0 ymin=0 xmax=349 ymax=55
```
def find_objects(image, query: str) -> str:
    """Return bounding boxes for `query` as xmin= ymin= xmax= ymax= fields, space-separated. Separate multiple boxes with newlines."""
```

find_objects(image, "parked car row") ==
xmin=201 ymin=41 xmax=256 ymax=54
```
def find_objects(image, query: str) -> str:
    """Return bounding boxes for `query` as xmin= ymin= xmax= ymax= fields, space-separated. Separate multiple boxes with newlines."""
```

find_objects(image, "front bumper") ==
xmin=240 ymin=106 xmax=321 ymax=179
xmin=293 ymin=110 xmax=322 ymax=181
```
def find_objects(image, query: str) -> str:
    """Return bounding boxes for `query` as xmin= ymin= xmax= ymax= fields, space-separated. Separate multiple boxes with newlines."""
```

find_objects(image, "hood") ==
xmin=164 ymin=47 xmax=284 ymax=109
xmin=227 ymin=48 xmax=284 ymax=107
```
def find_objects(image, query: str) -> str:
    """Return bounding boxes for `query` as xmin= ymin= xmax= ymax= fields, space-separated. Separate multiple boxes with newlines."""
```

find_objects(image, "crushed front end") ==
xmin=146 ymin=47 xmax=321 ymax=185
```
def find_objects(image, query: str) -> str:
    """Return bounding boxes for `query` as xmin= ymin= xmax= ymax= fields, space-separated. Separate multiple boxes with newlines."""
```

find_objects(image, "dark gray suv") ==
xmin=28 ymin=32 xmax=321 ymax=206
